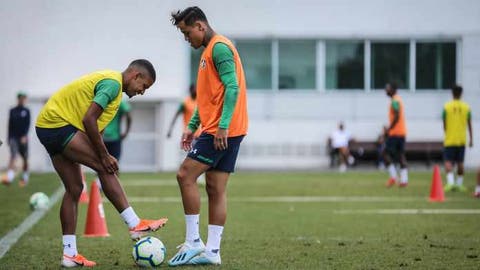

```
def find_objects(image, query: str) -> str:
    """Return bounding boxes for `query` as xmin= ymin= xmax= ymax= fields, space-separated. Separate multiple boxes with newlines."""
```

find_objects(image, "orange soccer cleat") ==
xmin=61 ymin=253 xmax=96 ymax=268
xmin=385 ymin=177 xmax=396 ymax=187
xmin=129 ymin=218 xmax=168 ymax=240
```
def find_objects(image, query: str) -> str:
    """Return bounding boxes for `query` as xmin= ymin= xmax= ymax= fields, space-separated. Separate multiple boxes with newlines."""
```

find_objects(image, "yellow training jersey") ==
xmin=36 ymin=70 xmax=123 ymax=132
xmin=443 ymin=100 xmax=471 ymax=146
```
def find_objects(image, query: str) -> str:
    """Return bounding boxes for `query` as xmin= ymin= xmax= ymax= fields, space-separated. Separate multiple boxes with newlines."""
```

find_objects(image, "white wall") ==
xmin=1 ymin=0 xmax=479 ymax=171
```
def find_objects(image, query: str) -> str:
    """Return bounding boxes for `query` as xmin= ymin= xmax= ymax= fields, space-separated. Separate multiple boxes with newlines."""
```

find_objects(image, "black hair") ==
xmin=171 ymin=6 xmax=208 ymax=26
xmin=388 ymin=82 xmax=398 ymax=91
xmin=129 ymin=59 xmax=156 ymax=82
xmin=452 ymin=84 xmax=462 ymax=98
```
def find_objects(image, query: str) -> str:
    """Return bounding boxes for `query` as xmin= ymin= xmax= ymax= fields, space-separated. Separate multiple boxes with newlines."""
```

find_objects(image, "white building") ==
xmin=0 ymin=0 xmax=479 ymax=171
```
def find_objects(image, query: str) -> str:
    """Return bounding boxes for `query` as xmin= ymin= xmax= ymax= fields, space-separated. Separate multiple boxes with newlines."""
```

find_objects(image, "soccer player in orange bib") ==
xmin=166 ymin=84 xmax=201 ymax=139
xmin=384 ymin=82 xmax=409 ymax=187
xmin=168 ymin=6 xmax=248 ymax=266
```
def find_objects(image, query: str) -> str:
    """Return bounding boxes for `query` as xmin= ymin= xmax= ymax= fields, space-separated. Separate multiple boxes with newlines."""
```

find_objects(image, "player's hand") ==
xmin=20 ymin=136 xmax=27 ymax=145
xmin=214 ymin=128 xmax=228 ymax=151
xmin=101 ymin=153 xmax=119 ymax=174
xmin=181 ymin=129 xmax=194 ymax=151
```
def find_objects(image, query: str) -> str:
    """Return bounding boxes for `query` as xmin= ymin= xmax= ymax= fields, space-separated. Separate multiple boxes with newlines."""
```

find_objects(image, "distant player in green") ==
xmin=35 ymin=59 xmax=167 ymax=267
xmin=103 ymin=99 xmax=131 ymax=161
xmin=442 ymin=85 xmax=473 ymax=192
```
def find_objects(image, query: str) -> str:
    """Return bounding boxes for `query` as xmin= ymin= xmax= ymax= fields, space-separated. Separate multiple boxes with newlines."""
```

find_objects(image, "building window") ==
xmin=236 ymin=40 xmax=272 ymax=89
xmin=371 ymin=42 xmax=409 ymax=89
xmin=278 ymin=40 xmax=316 ymax=89
xmin=416 ymin=42 xmax=456 ymax=89
xmin=326 ymin=41 xmax=364 ymax=89
xmin=190 ymin=48 xmax=203 ymax=85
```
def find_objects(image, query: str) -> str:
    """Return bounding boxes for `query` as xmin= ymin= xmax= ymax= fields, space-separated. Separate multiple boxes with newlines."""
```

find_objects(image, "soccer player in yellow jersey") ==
xmin=169 ymin=6 xmax=248 ymax=266
xmin=35 ymin=60 xmax=167 ymax=267
xmin=442 ymin=85 xmax=473 ymax=192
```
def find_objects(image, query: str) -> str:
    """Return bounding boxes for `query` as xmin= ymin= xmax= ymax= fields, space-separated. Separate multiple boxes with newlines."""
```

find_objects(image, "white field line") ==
xmin=334 ymin=209 xmax=480 ymax=215
xmin=122 ymin=196 xmax=467 ymax=203
xmin=0 ymin=186 xmax=64 ymax=259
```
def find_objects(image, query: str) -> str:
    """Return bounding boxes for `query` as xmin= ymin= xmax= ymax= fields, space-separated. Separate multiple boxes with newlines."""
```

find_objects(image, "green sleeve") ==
xmin=187 ymin=107 xmax=200 ymax=132
xmin=119 ymin=100 xmax=131 ymax=114
xmin=212 ymin=42 xmax=239 ymax=129
xmin=93 ymin=79 xmax=121 ymax=109
xmin=468 ymin=110 xmax=471 ymax=120
xmin=391 ymin=100 xmax=400 ymax=111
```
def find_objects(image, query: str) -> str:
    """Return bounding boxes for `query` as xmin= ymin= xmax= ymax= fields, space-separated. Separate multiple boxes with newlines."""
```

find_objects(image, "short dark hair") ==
xmin=171 ymin=6 xmax=208 ymax=26
xmin=129 ymin=59 xmax=156 ymax=82
xmin=452 ymin=84 xmax=462 ymax=97
xmin=388 ymin=82 xmax=398 ymax=91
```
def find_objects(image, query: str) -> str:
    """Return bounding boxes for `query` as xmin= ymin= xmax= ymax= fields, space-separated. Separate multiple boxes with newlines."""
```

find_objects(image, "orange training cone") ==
xmin=79 ymin=174 xmax=89 ymax=204
xmin=429 ymin=165 xmax=445 ymax=202
xmin=84 ymin=181 xmax=110 ymax=237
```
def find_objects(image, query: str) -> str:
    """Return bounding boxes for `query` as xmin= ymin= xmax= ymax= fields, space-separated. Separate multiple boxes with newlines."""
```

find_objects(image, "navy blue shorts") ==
xmin=8 ymin=137 xmax=28 ymax=159
xmin=105 ymin=140 xmax=122 ymax=160
xmin=187 ymin=133 xmax=244 ymax=173
xmin=443 ymin=146 xmax=465 ymax=163
xmin=386 ymin=136 xmax=405 ymax=158
xmin=36 ymin=125 xmax=78 ymax=156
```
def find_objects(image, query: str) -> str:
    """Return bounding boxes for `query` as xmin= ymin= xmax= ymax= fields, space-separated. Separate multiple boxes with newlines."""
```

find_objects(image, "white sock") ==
xmin=120 ymin=207 xmax=140 ymax=229
xmin=63 ymin=235 xmax=77 ymax=257
xmin=388 ymin=164 xmax=397 ymax=180
xmin=22 ymin=172 xmax=29 ymax=182
xmin=475 ymin=186 xmax=480 ymax=193
xmin=400 ymin=168 xmax=408 ymax=183
xmin=7 ymin=169 xmax=14 ymax=182
xmin=446 ymin=172 xmax=454 ymax=185
xmin=185 ymin=214 xmax=200 ymax=243
xmin=205 ymin=225 xmax=223 ymax=257
xmin=456 ymin=176 xmax=463 ymax=186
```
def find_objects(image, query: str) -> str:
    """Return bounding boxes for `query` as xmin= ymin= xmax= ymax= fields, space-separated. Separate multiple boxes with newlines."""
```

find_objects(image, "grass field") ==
xmin=0 ymin=170 xmax=479 ymax=269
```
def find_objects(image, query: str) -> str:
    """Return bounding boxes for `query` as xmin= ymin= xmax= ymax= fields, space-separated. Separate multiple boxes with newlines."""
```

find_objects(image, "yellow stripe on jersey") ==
xmin=36 ymin=70 xmax=123 ymax=132
xmin=443 ymin=100 xmax=471 ymax=146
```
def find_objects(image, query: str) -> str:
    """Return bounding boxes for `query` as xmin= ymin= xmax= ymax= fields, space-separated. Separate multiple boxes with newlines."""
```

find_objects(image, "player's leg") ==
xmin=398 ymin=137 xmax=408 ymax=187
xmin=51 ymin=154 xmax=96 ymax=267
xmin=63 ymin=131 xmax=167 ymax=239
xmin=18 ymin=141 xmax=29 ymax=186
xmin=168 ymin=157 xmax=209 ymax=266
xmin=384 ymin=137 xmax=397 ymax=186
xmin=455 ymin=147 xmax=466 ymax=191
xmin=443 ymin=147 xmax=456 ymax=191
xmin=338 ymin=147 xmax=348 ymax=172
xmin=474 ymin=167 xmax=480 ymax=198
xmin=188 ymin=135 xmax=243 ymax=266
xmin=95 ymin=140 xmax=121 ymax=191
xmin=2 ymin=138 xmax=18 ymax=185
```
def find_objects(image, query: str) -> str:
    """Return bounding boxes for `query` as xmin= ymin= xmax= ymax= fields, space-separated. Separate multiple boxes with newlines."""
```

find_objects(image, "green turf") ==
xmin=0 ymin=171 xmax=479 ymax=269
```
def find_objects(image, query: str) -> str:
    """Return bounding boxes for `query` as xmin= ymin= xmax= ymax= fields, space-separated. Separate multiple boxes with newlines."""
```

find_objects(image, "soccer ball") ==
xmin=29 ymin=192 xmax=49 ymax=210
xmin=132 ymin=236 xmax=166 ymax=267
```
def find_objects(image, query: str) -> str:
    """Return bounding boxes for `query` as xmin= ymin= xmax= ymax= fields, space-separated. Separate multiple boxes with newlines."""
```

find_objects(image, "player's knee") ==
xmin=66 ymin=183 xmax=84 ymax=200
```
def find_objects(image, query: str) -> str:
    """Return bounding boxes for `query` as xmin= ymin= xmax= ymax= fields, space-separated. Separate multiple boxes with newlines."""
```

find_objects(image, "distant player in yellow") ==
xmin=442 ymin=85 xmax=473 ymax=192
xmin=35 ymin=59 xmax=167 ymax=267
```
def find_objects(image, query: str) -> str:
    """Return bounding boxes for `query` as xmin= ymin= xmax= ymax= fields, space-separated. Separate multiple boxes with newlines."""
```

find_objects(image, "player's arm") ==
xmin=388 ymin=100 xmax=400 ymax=131
xmin=213 ymin=42 xmax=239 ymax=150
xmin=167 ymin=103 xmax=185 ymax=138
xmin=83 ymin=79 xmax=121 ymax=174
xmin=467 ymin=110 xmax=473 ymax=147
xmin=442 ymin=108 xmax=447 ymax=132
xmin=7 ymin=108 xmax=13 ymax=140
xmin=181 ymin=108 xmax=200 ymax=151
xmin=19 ymin=109 xmax=31 ymax=144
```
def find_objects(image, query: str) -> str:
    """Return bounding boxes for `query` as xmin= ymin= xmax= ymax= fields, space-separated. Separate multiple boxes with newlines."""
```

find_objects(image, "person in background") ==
xmin=474 ymin=167 xmax=480 ymax=198
xmin=442 ymin=84 xmax=473 ymax=192
xmin=327 ymin=121 xmax=354 ymax=172
xmin=2 ymin=91 xmax=30 ymax=187
xmin=167 ymin=84 xmax=200 ymax=139
xmin=384 ymin=82 xmax=409 ymax=188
